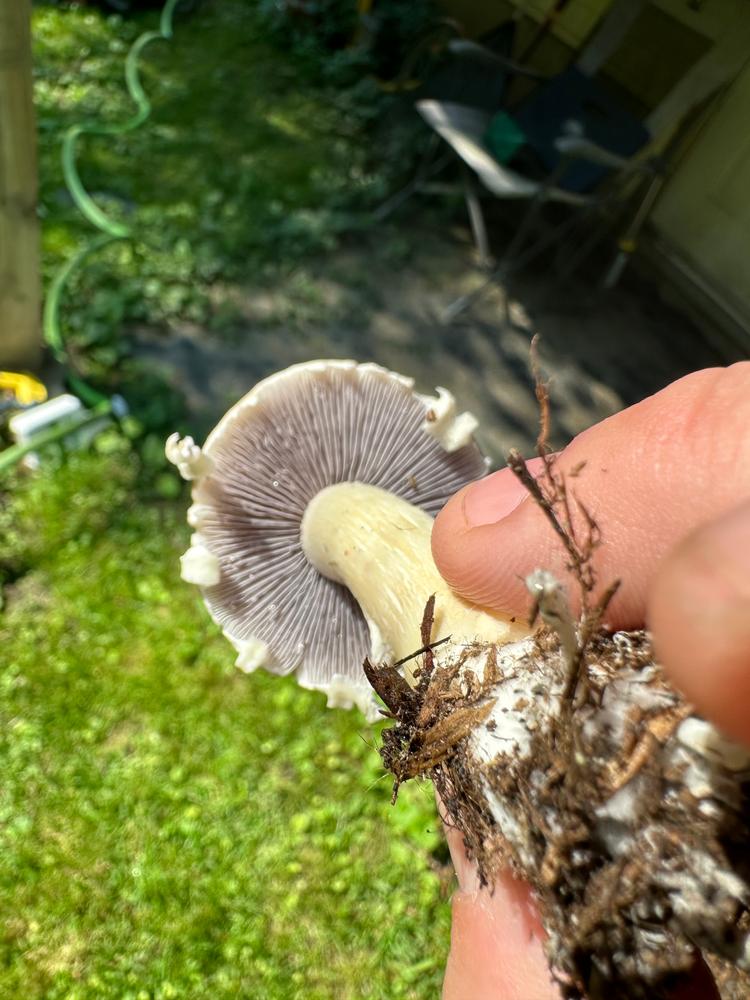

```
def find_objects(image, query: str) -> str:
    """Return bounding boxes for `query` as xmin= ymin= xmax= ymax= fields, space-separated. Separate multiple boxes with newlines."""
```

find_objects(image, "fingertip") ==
xmin=649 ymin=500 xmax=750 ymax=746
xmin=443 ymin=874 xmax=561 ymax=1000
xmin=435 ymin=364 xmax=750 ymax=631
xmin=438 ymin=794 xmax=559 ymax=999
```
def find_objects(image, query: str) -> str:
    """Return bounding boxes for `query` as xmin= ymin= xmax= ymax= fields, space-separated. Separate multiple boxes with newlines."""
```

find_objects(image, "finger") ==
xmin=439 ymin=803 xmax=561 ymax=1000
xmin=649 ymin=499 xmax=750 ymax=746
xmin=444 ymin=877 xmax=562 ymax=1000
xmin=433 ymin=364 xmax=750 ymax=630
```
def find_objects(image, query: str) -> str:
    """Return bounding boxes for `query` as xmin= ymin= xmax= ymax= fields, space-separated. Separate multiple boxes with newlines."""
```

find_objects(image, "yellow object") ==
xmin=0 ymin=371 xmax=48 ymax=406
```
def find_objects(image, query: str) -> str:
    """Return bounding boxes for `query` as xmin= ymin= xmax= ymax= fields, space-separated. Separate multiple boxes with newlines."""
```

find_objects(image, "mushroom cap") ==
xmin=171 ymin=359 xmax=487 ymax=718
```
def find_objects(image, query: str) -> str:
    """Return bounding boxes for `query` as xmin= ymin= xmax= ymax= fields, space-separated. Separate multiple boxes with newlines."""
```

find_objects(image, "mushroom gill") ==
xmin=166 ymin=359 xmax=493 ymax=716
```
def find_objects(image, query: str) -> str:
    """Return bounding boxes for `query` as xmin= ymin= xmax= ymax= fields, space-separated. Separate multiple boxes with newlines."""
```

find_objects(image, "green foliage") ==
xmin=256 ymin=0 xmax=441 ymax=85
xmin=12 ymin=12 xmax=455 ymax=993
xmin=115 ymin=366 xmax=186 ymax=436
xmin=0 ymin=447 xmax=138 ymax=582
xmin=0 ymin=454 xmax=451 ymax=998
xmin=34 ymin=0 xmax=410 ymax=373
xmin=256 ymin=0 xmax=361 ymax=71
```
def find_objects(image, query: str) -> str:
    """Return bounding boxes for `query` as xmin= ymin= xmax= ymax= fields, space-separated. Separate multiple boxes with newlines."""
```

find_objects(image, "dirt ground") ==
xmin=132 ymin=214 xmax=738 ymax=464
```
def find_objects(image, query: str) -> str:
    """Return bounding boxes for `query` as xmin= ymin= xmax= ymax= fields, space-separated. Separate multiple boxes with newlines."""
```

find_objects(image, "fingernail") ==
xmin=462 ymin=470 xmax=528 ymax=528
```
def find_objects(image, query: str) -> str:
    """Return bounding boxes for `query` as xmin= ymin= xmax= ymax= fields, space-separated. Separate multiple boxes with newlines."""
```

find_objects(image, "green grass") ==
xmin=33 ymin=0 xmax=401 ymax=372
xmin=7 ymin=7 xmax=453 ymax=994
xmin=0 ymin=452 xmax=451 ymax=998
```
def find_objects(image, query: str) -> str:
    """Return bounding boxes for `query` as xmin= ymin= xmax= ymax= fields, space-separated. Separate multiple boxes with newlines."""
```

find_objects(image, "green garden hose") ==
xmin=43 ymin=0 xmax=181 ymax=406
xmin=0 ymin=0 xmax=185 ymax=473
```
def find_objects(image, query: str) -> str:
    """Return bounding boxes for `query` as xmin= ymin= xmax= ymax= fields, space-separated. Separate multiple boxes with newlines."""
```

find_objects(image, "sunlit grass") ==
xmin=0 ymin=453 xmax=451 ymax=998
xmin=7 ymin=11 xmax=453 ymax=994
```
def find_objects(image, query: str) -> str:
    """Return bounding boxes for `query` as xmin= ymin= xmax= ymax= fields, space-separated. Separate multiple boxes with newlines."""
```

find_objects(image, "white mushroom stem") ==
xmin=300 ymin=482 xmax=526 ymax=670
xmin=300 ymin=481 xmax=551 ymax=765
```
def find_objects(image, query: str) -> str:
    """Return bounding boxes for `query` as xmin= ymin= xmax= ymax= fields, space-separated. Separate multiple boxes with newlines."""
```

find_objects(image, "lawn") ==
xmin=33 ymin=0 xmax=409 ymax=374
xmin=0 ymin=3 xmax=452 ymax=997
xmin=0 ymin=451 xmax=451 ymax=999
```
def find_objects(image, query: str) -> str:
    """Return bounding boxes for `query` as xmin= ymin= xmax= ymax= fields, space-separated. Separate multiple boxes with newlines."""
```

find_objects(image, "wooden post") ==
xmin=0 ymin=0 xmax=41 ymax=369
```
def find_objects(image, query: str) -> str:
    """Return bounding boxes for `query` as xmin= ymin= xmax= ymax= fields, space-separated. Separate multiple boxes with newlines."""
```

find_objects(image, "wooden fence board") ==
xmin=0 ymin=0 xmax=41 ymax=369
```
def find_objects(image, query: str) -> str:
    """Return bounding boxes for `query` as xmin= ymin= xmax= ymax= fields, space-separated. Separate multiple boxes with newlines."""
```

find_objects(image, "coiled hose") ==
xmin=0 ymin=0 xmax=181 ymax=473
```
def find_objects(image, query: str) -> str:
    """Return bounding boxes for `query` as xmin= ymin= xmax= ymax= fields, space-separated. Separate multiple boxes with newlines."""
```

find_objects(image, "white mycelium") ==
xmin=467 ymin=638 xmax=564 ymax=765
xmin=676 ymin=716 xmax=750 ymax=772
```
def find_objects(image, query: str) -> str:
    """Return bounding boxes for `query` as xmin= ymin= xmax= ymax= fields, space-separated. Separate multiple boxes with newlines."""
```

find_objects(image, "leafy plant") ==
xmin=35 ymin=0 xmax=419 ymax=376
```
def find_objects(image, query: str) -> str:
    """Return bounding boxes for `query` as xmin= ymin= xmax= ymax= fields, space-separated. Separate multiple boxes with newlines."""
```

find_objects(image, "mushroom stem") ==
xmin=300 ymin=482 xmax=524 ymax=670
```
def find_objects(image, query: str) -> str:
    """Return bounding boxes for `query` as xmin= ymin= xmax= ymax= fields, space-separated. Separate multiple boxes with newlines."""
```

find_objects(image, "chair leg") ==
xmin=501 ymin=189 xmax=556 ymax=265
xmin=552 ymin=207 xmax=608 ymax=287
xmin=462 ymin=167 xmax=492 ymax=269
xmin=441 ymin=270 xmax=500 ymax=323
xmin=441 ymin=192 xmax=549 ymax=322
xmin=442 ymin=158 xmax=594 ymax=322
xmin=441 ymin=196 xmax=595 ymax=323
xmin=496 ymin=156 xmax=582 ymax=269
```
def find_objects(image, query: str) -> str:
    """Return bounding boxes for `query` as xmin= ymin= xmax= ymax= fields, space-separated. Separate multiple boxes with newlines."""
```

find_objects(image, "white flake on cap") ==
xmin=227 ymin=634 xmax=271 ymax=673
xmin=420 ymin=386 xmax=479 ymax=453
xmin=186 ymin=503 xmax=212 ymax=529
xmin=315 ymin=673 xmax=381 ymax=723
xmin=179 ymin=533 xmax=220 ymax=586
xmin=165 ymin=433 xmax=213 ymax=480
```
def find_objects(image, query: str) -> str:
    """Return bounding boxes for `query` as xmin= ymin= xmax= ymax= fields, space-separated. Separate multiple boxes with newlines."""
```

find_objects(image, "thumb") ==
xmin=432 ymin=363 xmax=750 ymax=631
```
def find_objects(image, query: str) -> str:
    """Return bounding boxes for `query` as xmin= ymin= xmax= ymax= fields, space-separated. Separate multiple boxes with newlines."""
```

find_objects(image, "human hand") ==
xmin=431 ymin=363 xmax=750 ymax=999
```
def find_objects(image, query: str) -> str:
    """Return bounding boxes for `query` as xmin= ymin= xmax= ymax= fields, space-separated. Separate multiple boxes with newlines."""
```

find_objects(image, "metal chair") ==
xmin=417 ymin=62 xmax=656 ymax=320
xmin=377 ymin=0 xmax=745 ymax=321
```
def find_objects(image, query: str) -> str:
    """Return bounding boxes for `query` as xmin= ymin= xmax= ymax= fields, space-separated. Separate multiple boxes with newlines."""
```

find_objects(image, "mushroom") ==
xmin=166 ymin=359 xmax=521 ymax=720
xmin=167 ymin=358 xmax=750 ymax=998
